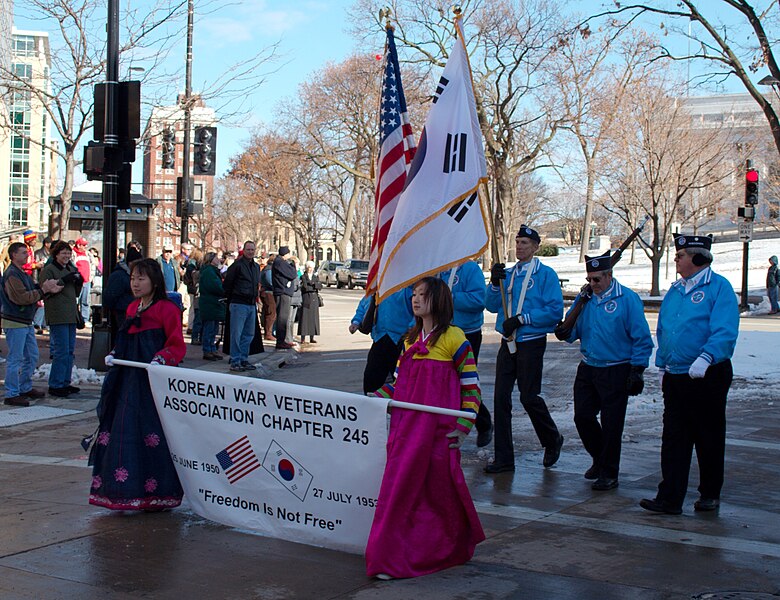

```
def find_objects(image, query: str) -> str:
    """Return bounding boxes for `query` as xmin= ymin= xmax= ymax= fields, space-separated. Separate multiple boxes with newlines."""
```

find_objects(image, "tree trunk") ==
xmin=54 ymin=151 xmax=76 ymax=237
xmin=337 ymin=176 xmax=362 ymax=260
xmin=650 ymin=253 xmax=662 ymax=297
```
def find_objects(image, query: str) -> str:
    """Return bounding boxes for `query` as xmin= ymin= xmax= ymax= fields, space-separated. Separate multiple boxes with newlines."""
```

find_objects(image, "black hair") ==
xmin=130 ymin=258 xmax=169 ymax=303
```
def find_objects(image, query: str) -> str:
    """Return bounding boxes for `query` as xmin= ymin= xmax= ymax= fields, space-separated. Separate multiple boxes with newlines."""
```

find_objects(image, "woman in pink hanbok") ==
xmin=366 ymin=276 xmax=485 ymax=579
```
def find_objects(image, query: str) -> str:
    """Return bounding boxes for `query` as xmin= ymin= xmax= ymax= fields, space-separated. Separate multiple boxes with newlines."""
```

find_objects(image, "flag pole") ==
xmin=480 ymin=181 xmax=510 ymax=322
xmin=453 ymin=5 xmax=510 ymax=323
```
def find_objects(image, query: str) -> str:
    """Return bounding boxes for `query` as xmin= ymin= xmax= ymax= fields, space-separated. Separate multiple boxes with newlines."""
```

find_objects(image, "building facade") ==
xmin=142 ymin=95 xmax=216 ymax=254
xmin=680 ymin=92 xmax=779 ymax=223
xmin=0 ymin=30 xmax=55 ymax=234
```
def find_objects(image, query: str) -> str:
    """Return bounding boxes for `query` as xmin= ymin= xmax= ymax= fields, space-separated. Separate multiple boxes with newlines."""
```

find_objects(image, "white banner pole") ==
xmin=110 ymin=360 xmax=475 ymax=420
xmin=387 ymin=400 xmax=475 ymax=420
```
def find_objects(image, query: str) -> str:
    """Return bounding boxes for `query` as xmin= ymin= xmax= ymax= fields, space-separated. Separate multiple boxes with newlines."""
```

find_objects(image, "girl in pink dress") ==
xmin=366 ymin=276 xmax=485 ymax=579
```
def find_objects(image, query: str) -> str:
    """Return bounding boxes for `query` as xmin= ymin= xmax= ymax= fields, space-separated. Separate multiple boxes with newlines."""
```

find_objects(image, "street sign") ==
xmin=738 ymin=220 xmax=754 ymax=242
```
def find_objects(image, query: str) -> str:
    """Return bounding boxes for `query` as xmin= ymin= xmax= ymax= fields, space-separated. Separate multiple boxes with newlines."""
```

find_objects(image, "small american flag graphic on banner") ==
xmin=216 ymin=435 xmax=260 ymax=484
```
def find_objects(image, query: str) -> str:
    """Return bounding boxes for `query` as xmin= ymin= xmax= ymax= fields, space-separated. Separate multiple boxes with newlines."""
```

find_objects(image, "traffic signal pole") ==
xmin=180 ymin=0 xmax=194 ymax=245
xmin=102 ymin=0 xmax=120 ymax=280
xmin=739 ymin=160 xmax=759 ymax=310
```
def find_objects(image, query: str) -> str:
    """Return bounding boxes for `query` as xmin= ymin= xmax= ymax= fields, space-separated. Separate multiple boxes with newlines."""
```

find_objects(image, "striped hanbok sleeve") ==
xmin=453 ymin=340 xmax=481 ymax=433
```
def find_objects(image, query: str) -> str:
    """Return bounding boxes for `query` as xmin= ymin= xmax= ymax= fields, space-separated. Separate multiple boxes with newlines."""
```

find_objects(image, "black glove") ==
xmin=626 ymin=366 xmax=645 ymax=396
xmin=554 ymin=322 xmax=572 ymax=341
xmin=490 ymin=263 xmax=506 ymax=286
xmin=502 ymin=315 xmax=521 ymax=337
xmin=60 ymin=271 xmax=82 ymax=284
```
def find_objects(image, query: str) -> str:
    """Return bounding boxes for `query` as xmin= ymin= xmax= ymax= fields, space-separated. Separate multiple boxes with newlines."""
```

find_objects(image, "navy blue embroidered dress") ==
xmin=89 ymin=299 xmax=186 ymax=510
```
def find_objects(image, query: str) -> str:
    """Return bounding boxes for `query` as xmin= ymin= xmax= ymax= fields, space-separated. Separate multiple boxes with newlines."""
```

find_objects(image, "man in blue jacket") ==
xmin=439 ymin=260 xmax=493 ymax=447
xmin=641 ymin=233 xmax=739 ymax=515
xmin=349 ymin=287 xmax=414 ymax=395
xmin=484 ymin=226 xmax=564 ymax=473
xmin=560 ymin=252 xmax=653 ymax=491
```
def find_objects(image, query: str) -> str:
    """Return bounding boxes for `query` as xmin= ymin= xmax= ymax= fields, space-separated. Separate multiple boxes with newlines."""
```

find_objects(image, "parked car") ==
xmin=317 ymin=260 xmax=343 ymax=287
xmin=336 ymin=259 xmax=369 ymax=289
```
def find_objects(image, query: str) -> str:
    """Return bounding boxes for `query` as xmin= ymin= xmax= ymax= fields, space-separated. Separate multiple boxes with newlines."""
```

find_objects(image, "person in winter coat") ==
xmin=199 ymin=251 xmax=226 ymax=360
xmin=103 ymin=242 xmax=144 ymax=340
xmin=40 ymin=241 xmax=84 ymax=397
xmin=73 ymin=237 xmax=93 ymax=323
xmin=767 ymin=255 xmax=779 ymax=314
xmin=298 ymin=260 xmax=322 ymax=344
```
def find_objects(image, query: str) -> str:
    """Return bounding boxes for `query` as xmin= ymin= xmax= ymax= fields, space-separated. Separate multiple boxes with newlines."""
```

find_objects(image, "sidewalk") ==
xmin=1 ymin=324 xmax=779 ymax=599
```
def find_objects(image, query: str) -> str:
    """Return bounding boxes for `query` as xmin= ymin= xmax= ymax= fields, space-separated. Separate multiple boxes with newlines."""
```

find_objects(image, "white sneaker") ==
xmin=375 ymin=573 xmax=393 ymax=581
xmin=0 ymin=356 xmax=5 ymax=364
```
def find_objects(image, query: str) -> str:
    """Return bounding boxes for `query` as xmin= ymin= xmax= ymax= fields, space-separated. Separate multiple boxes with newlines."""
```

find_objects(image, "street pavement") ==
xmin=1 ymin=288 xmax=779 ymax=599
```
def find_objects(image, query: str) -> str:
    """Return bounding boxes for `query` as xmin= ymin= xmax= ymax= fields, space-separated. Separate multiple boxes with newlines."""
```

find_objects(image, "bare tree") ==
xmin=600 ymin=79 xmax=735 ymax=295
xmin=547 ymin=21 xmax=657 ymax=261
xmin=586 ymin=1 xmax=780 ymax=158
xmin=0 ymin=0 xmax=192 ymax=235
xmin=2 ymin=0 xmax=279 ymax=238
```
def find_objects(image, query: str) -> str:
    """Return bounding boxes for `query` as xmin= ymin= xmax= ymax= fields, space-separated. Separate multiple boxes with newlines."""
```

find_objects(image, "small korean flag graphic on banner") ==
xmin=262 ymin=440 xmax=314 ymax=501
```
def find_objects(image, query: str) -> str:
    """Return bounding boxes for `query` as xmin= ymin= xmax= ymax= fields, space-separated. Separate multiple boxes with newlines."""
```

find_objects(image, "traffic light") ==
xmin=745 ymin=167 xmax=759 ymax=205
xmin=193 ymin=126 xmax=217 ymax=176
xmin=161 ymin=127 xmax=175 ymax=169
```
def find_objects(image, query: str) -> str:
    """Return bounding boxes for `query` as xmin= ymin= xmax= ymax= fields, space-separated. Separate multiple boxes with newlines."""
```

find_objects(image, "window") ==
xmin=13 ymin=36 xmax=36 ymax=57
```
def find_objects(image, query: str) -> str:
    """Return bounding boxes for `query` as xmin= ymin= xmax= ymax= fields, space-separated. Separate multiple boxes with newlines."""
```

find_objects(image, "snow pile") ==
xmin=32 ymin=363 xmax=104 ymax=385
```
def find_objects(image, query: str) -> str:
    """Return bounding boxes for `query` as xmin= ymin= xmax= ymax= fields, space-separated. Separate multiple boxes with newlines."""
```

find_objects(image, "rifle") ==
xmin=554 ymin=216 xmax=650 ymax=341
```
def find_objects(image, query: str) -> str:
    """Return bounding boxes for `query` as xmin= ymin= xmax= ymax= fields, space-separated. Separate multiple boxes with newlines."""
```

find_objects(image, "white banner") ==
xmin=144 ymin=363 xmax=388 ymax=554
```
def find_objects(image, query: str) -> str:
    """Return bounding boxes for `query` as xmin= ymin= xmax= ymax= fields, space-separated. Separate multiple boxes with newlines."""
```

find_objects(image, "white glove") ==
xmin=446 ymin=429 xmax=467 ymax=449
xmin=658 ymin=368 xmax=664 ymax=387
xmin=688 ymin=356 xmax=710 ymax=379
xmin=104 ymin=354 xmax=115 ymax=367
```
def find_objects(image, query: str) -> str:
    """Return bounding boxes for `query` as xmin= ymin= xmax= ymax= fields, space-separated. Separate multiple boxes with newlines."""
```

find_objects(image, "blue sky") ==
xmin=14 ymin=0 xmax=759 ymax=184
xmin=183 ymin=0 xmax=360 ymax=174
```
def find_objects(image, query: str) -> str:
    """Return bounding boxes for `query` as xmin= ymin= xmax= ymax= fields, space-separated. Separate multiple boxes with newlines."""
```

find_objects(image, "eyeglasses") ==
xmin=163 ymin=249 xmax=173 ymax=253
xmin=585 ymin=276 xmax=602 ymax=283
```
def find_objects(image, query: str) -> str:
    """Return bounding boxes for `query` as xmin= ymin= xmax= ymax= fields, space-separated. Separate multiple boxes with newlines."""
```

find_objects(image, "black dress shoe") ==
xmin=476 ymin=425 xmax=493 ymax=448
xmin=48 ymin=387 xmax=71 ymax=397
xmin=693 ymin=497 xmax=720 ymax=512
xmin=592 ymin=477 xmax=619 ymax=491
xmin=584 ymin=464 xmax=600 ymax=480
xmin=4 ymin=395 xmax=30 ymax=407
xmin=484 ymin=462 xmax=515 ymax=474
xmin=543 ymin=434 xmax=564 ymax=468
xmin=639 ymin=497 xmax=682 ymax=515
xmin=67 ymin=386 xmax=80 ymax=394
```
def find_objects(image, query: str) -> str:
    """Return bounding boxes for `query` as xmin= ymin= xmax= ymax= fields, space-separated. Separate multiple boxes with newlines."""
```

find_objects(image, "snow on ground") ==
xmin=32 ymin=363 xmax=104 ymax=386
xmin=545 ymin=237 xmax=780 ymax=301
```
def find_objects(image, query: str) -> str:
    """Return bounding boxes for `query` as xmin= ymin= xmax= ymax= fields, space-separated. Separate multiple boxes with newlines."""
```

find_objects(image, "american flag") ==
xmin=365 ymin=25 xmax=417 ymax=296
xmin=215 ymin=435 xmax=260 ymax=484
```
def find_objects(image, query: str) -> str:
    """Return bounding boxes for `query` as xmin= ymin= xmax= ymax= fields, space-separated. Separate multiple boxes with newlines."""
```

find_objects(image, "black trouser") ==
xmin=274 ymin=294 xmax=292 ymax=346
xmin=573 ymin=362 xmax=631 ymax=479
xmin=657 ymin=360 xmax=732 ymax=508
xmin=363 ymin=334 xmax=402 ymax=395
xmin=465 ymin=330 xmax=492 ymax=435
xmin=493 ymin=337 xmax=560 ymax=466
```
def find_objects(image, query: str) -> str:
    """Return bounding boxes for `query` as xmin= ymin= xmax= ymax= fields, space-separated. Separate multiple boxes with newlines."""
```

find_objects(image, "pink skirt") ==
xmin=365 ymin=358 xmax=484 ymax=578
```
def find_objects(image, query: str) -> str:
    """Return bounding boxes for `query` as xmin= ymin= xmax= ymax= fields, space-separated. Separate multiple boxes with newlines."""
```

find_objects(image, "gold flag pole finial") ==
xmin=452 ymin=5 xmax=462 ymax=17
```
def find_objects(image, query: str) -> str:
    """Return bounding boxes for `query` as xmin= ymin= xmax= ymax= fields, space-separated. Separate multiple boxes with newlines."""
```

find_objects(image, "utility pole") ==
xmin=102 ymin=0 xmax=120 ymax=279
xmin=180 ymin=0 xmax=194 ymax=245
